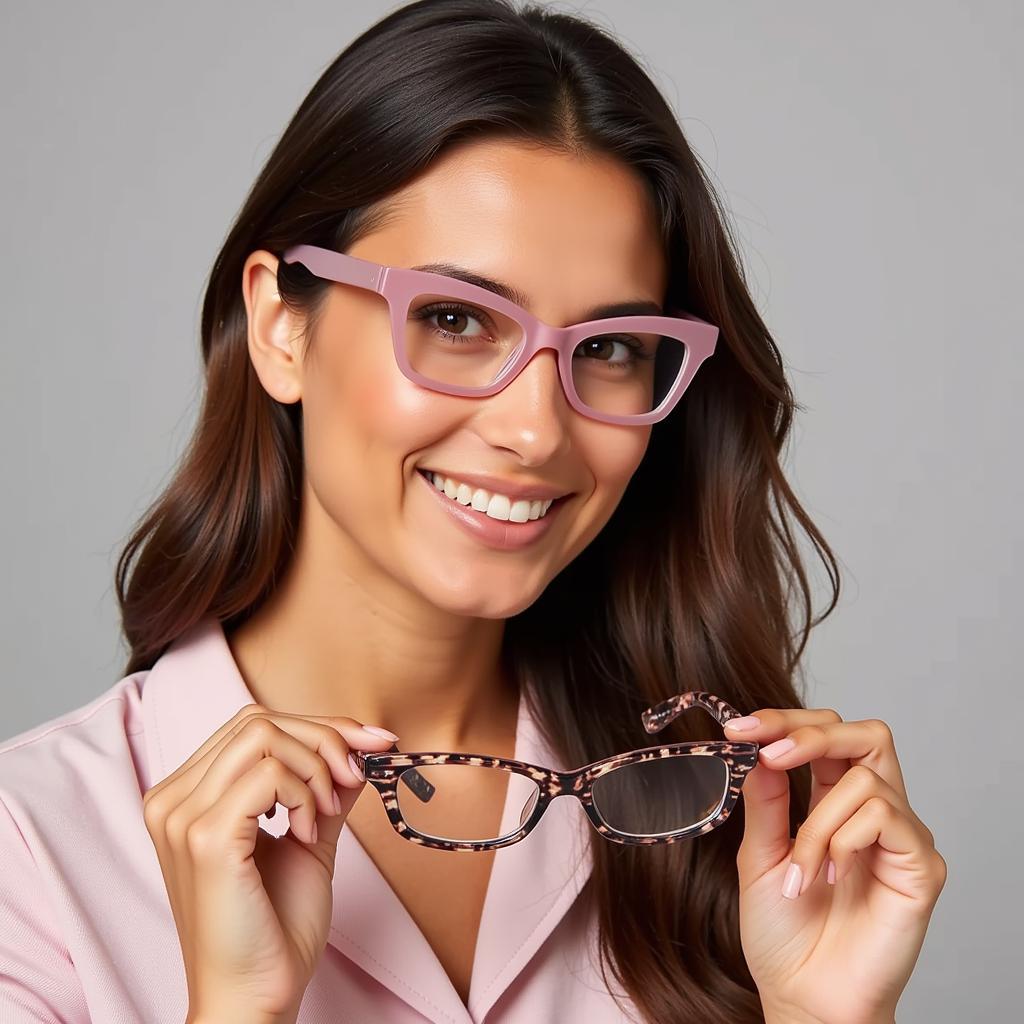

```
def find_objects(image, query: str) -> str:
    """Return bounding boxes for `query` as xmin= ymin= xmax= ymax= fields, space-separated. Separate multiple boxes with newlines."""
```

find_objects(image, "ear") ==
xmin=241 ymin=249 xmax=305 ymax=404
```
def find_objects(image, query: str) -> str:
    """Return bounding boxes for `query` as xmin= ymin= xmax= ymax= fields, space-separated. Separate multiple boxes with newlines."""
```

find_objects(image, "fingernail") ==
xmin=726 ymin=715 xmax=761 ymax=731
xmin=332 ymin=789 xmax=343 ymax=815
xmin=310 ymin=821 xmax=318 ymax=844
xmin=348 ymin=751 xmax=365 ymax=782
xmin=782 ymin=861 xmax=803 ymax=899
xmin=361 ymin=725 xmax=400 ymax=742
xmin=827 ymin=858 xmax=836 ymax=885
xmin=761 ymin=737 xmax=796 ymax=760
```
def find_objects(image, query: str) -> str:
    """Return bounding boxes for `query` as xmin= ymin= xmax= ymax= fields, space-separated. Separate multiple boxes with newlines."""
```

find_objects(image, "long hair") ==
xmin=115 ymin=2 xmax=839 ymax=1020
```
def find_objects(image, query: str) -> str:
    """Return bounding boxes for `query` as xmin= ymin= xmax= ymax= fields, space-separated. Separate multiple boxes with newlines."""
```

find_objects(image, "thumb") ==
xmin=312 ymin=726 xmax=397 ymax=856
xmin=735 ymin=760 xmax=794 ymax=884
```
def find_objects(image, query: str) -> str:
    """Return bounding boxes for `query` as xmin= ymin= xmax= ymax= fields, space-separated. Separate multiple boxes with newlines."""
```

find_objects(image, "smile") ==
xmin=415 ymin=468 xmax=571 ymax=552
xmin=419 ymin=470 xmax=560 ymax=522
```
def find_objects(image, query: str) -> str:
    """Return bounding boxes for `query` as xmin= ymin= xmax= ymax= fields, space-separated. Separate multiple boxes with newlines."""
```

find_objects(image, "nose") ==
xmin=474 ymin=347 xmax=573 ymax=465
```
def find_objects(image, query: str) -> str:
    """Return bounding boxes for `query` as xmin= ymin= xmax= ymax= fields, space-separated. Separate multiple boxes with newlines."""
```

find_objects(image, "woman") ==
xmin=0 ymin=1 xmax=946 ymax=1022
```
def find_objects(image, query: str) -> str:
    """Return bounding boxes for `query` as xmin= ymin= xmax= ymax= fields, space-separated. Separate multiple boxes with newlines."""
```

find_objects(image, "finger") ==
xmin=725 ymin=706 xmax=848 ymax=814
xmin=724 ymin=706 xmax=845 ymax=738
xmin=753 ymin=719 xmax=908 ymax=804
xmin=735 ymin=757 xmax=793 ymax=881
xmin=782 ymin=764 xmax=928 ymax=898
xmin=145 ymin=704 xmax=277 ymax=802
xmin=185 ymin=717 xmax=347 ymax=824
xmin=180 ymin=755 xmax=321 ymax=864
xmin=825 ymin=795 xmax=940 ymax=900
xmin=147 ymin=706 xmax=396 ymax=810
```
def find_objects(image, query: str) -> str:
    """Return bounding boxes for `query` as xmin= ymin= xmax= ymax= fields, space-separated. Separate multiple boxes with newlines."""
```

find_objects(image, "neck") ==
xmin=224 ymin=516 xmax=520 ymax=755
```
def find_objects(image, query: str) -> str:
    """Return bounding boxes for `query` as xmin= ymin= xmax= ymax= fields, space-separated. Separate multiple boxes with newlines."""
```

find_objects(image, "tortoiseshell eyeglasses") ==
xmin=350 ymin=691 xmax=759 ymax=851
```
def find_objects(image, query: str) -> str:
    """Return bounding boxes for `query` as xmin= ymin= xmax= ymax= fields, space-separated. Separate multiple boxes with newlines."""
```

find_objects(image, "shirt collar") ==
xmin=141 ymin=615 xmax=594 ymax=1023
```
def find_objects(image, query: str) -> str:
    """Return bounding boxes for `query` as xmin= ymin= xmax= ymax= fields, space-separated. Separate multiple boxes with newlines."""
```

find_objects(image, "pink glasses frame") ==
xmin=280 ymin=243 xmax=720 ymax=426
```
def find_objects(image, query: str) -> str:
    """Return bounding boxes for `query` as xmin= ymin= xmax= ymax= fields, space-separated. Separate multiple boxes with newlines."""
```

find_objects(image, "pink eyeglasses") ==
xmin=281 ymin=243 xmax=720 ymax=426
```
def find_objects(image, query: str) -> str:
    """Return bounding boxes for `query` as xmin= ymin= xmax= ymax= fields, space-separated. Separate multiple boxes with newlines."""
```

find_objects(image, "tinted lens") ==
xmin=395 ymin=764 xmax=540 ymax=843
xmin=590 ymin=754 xmax=729 ymax=837
xmin=404 ymin=293 xmax=688 ymax=417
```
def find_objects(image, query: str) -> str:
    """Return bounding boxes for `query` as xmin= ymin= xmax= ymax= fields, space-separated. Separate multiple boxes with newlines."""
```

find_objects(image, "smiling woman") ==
xmin=0 ymin=1 xmax=946 ymax=1023
xmin=235 ymin=139 xmax=681 ymax=614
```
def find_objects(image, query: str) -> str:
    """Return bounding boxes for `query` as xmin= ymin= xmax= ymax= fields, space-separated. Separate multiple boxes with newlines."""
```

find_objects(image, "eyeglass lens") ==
xmin=404 ymin=292 xmax=688 ymax=418
xmin=395 ymin=755 xmax=730 ymax=843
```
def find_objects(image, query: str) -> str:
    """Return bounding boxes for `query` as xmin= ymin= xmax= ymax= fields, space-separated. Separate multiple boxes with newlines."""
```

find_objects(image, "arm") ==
xmin=0 ymin=795 xmax=90 ymax=1022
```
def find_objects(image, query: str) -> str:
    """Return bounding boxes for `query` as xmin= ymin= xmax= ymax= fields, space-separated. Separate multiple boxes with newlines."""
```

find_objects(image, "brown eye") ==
xmin=575 ymin=335 xmax=641 ymax=364
xmin=412 ymin=301 xmax=498 ymax=344
xmin=436 ymin=310 xmax=471 ymax=334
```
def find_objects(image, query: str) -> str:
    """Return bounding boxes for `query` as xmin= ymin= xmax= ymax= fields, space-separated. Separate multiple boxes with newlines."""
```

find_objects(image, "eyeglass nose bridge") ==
xmin=387 ymin=288 xmax=599 ymax=419
xmin=484 ymin=320 xmax=578 ymax=409
xmin=510 ymin=767 xmax=589 ymax=835
xmin=519 ymin=765 xmax=609 ymax=817
xmin=494 ymin=318 xmax=574 ymax=378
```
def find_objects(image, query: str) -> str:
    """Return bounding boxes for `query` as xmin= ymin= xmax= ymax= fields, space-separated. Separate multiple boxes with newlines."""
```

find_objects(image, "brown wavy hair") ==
xmin=114 ymin=1 xmax=840 ymax=1020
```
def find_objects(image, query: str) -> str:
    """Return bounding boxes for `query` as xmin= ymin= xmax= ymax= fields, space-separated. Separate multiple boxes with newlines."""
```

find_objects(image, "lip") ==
xmin=418 ymin=467 xmax=571 ymax=502
xmin=416 ymin=468 xmax=568 ymax=551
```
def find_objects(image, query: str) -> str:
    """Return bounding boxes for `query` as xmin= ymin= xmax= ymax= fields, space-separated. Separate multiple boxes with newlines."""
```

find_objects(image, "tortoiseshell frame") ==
xmin=350 ymin=691 xmax=759 ymax=851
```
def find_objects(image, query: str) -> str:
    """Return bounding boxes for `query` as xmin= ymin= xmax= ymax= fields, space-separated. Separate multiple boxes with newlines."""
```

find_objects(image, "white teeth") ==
xmin=428 ymin=472 xmax=557 ymax=522
xmin=487 ymin=493 xmax=512 ymax=521
xmin=508 ymin=499 xmax=531 ymax=523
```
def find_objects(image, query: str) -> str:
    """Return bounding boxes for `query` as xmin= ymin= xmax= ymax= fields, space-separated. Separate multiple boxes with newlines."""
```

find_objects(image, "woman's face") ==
xmin=248 ymin=138 xmax=667 ymax=619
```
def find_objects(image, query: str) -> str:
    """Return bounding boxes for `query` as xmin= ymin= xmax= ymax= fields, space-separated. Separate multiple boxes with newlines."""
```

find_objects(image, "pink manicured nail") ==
xmin=347 ymin=752 xmax=365 ymax=782
xmin=362 ymin=725 xmax=400 ymax=741
xmin=782 ymin=861 xmax=803 ymax=899
xmin=827 ymin=858 xmax=836 ymax=885
xmin=726 ymin=715 xmax=761 ymax=731
xmin=761 ymin=737 xmax=796 ymax=760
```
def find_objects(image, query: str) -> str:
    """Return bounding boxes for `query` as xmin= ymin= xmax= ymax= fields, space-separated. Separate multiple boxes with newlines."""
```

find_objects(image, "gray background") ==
xmin=1 ymin=1 xmax=1019 ymax=1019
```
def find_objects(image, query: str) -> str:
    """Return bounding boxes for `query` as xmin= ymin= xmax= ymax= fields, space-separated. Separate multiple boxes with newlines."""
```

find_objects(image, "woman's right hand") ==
xmin=142 ymin=702 xmax=398 ymax=1024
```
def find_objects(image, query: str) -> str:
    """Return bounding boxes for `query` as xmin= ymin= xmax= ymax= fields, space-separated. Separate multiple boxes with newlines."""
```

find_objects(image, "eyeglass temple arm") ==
xmin=640 ymin=691 xmax=747 ymax=734
xmin=282 ymin=244 xmax=384 ymax=292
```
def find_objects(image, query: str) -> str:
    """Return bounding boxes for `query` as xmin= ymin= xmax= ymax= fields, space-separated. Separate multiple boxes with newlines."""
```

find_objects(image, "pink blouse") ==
xmin=0 ymin=617 xmax=636 ymax=1023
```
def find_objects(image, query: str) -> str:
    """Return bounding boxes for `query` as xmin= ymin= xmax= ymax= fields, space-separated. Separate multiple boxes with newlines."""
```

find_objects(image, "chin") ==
xmin=418 ymin=575 xmax=548 ymax=620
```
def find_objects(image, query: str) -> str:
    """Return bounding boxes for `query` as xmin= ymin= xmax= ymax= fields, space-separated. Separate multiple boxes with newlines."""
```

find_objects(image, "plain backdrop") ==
xmin=1 ymin=1 xmax=1019 ymax=1020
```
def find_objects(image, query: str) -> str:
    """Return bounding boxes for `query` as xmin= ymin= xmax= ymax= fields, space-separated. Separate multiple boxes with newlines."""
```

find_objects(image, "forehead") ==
xmin=352 ymin=138 xmax=667 ymax=313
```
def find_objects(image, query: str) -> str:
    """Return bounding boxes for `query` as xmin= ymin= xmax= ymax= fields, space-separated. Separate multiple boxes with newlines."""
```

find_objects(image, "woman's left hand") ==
xmin=727 ymin=707 xmax=948 ymax=1024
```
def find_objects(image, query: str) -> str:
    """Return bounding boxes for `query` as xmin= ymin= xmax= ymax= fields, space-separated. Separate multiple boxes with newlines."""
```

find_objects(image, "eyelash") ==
xmin=414 ymin=302 xmax=494 ymax=341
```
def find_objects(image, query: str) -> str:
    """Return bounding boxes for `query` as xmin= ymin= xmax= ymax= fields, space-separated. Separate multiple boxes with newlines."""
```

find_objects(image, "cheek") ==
xmin=348 ymin=355 xmax=448 ymax=453
xmin=554 ymin=425 xmax=650 ymax=566
xmin=581 ymin=425 xmax=651 ymax=496
xmin=299 ymin=335 xmax=456 ymax=511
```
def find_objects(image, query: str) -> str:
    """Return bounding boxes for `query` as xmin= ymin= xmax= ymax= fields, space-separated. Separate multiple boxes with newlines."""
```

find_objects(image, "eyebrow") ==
xmin=410 ymin=262 xmax=664 ymax=321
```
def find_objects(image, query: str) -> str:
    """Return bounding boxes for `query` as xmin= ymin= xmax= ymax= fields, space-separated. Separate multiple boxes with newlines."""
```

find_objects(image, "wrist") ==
xmin=761 ymin=1005 xmax=895 ymax=1024
xmin=188 ymin=1017 xmax=297 ymax=1024
xmin=762 ymin=1009 xmax=824 ymax=1024
xmin=187 ymin=1009 xmax=298 ymax=1024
